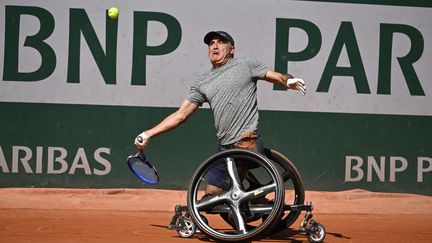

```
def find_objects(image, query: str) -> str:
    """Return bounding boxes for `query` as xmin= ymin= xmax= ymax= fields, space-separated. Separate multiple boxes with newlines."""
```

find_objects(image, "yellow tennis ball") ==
xmin=108 ymin=7 xmax=119 ymax=19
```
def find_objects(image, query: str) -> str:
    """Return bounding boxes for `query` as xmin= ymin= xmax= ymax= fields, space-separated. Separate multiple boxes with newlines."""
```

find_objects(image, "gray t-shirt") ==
xmin=186 ymin=57 xmax=269 ymax=145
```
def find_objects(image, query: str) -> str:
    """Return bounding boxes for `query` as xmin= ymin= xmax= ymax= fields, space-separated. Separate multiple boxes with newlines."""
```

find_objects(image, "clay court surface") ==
xmin=1 ymin=188 xmax=431 ymax=242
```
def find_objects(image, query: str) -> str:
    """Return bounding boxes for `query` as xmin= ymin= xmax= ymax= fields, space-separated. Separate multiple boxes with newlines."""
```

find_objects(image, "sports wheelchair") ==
xmin=168 ymin=148 xmax=326 ymax=242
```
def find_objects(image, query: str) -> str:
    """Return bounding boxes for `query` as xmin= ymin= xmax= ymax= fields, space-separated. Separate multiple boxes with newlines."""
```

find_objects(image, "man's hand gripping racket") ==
xmin=127 ymin=132 xmax=159 ymax=185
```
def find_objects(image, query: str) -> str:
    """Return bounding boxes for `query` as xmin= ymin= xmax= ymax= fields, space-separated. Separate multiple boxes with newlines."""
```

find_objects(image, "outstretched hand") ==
xmin=287 ymin=78 xmax=306 ymax=96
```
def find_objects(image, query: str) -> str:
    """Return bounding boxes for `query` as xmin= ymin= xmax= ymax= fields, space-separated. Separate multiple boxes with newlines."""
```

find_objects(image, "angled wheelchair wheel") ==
xmin=263 ymin=148 xmax=305 ymax=233
xmin=306 ymin=220 xmax=326 ymax=243
xmin=187 ymin=149 xmax=285 ymax=242
xmin=176 ymin=217 xmax=196 ymax=238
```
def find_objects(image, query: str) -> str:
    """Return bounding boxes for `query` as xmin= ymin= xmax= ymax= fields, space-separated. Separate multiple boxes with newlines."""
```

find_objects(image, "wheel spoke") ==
xmin=230 ymin=204 xmax=247 ymax=234
xmin=226 ymin=157 xmax=243 ymax=191
xmin=196 ymin=192 xmax=229 ymax=210
xmin=243 ymin=182 xmax=276 ymax=201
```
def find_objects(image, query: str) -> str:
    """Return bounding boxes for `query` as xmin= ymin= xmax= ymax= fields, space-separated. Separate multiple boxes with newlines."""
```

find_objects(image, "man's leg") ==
xmin=205 ymin=184 xmax=224 ymax=195
xmin=204 ymin=135 xmax=264 ymax=195
xmin=205 ymin=161 xmax=227 ymax=195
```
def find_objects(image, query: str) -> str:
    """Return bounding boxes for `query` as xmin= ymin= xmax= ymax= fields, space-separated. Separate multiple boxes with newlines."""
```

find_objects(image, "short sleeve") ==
xmin=186 ymin=84 xmax=206 ymax=106
xmin=246 ymin=58 xmax=270 ymax=80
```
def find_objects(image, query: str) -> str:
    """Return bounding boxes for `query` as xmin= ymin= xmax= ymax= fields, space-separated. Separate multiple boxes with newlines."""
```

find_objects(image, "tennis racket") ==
xmin=127 ymin=136 xmax=159 ymax=185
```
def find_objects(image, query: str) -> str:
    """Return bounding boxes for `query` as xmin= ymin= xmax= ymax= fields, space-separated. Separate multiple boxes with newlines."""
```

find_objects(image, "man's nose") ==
xmin=211 ymin=42 xmax=219 ymax=49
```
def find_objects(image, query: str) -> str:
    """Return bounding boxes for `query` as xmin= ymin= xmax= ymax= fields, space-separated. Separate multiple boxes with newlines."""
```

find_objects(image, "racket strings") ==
xmin=129 ymin=158 xmax=158 ymax=184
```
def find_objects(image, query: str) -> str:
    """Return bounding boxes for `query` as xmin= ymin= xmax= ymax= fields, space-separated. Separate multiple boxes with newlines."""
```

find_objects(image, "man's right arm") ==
xmin=135 ymin=99 xmax=199 ymax=150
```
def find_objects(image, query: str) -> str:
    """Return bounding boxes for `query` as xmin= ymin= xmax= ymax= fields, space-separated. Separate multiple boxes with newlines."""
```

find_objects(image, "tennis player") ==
xmin=135 ymin=31 xmax=306 ymax=195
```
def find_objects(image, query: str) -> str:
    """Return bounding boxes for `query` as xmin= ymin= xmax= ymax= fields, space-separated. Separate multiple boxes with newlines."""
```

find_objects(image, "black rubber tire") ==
xmin=264 ymin=148 xmax=305 ymax=233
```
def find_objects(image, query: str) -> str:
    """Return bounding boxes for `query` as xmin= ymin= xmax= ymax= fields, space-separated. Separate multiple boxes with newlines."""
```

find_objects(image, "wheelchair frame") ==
xmin=167 ymin=148 xmax=326 ymax=242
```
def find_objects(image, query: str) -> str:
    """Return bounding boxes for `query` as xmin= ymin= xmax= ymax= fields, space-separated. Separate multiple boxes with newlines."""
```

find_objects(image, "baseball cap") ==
xmin=204 ymin=31 xmax=235 ymax=46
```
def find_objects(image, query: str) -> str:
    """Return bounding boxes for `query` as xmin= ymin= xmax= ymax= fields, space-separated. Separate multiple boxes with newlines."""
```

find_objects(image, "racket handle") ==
xmin=136 ymin=134 xmax=148 ymax=154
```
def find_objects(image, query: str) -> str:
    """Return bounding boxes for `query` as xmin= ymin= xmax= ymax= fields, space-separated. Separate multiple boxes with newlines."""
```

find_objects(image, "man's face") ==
xmin=208 ymin=38 xmax=235 ymax=67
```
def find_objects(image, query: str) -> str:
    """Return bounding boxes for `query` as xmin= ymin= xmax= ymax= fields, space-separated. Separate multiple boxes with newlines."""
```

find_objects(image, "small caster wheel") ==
xmin=306 ymin=220 xmax=326 ymax=243
xmin=177 ymin=217 xmax=196 ymax=238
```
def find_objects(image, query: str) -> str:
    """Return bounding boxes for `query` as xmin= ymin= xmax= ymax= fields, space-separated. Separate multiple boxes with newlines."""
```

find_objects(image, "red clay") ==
xmin=0 ymin=188 xmax=431 ymax=242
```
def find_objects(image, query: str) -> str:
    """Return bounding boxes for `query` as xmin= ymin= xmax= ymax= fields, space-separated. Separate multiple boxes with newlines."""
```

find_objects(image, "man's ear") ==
xmin=230 ymin=46 xmax=235 ymax=55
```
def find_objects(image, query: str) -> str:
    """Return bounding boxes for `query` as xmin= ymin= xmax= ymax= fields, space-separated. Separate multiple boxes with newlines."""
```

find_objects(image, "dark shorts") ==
xmin=207 ymin=133 xmax=264 ymax=188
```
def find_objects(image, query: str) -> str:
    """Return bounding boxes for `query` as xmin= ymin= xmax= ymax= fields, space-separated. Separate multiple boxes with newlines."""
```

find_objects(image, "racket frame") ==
xmin=127 ymin=153 xmax=159 ymax=185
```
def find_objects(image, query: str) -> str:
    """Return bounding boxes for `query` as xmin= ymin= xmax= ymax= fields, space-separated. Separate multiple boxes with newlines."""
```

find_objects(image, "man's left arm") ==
xmin=262 ymin=70 xmax=306 ymax=96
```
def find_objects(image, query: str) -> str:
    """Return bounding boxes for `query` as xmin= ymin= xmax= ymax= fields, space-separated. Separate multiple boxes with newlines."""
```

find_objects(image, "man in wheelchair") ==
xmin=134 ymin=31 xmax=326 ymax=242
xmin=134 ymin=30 xmax=306 ymax=197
